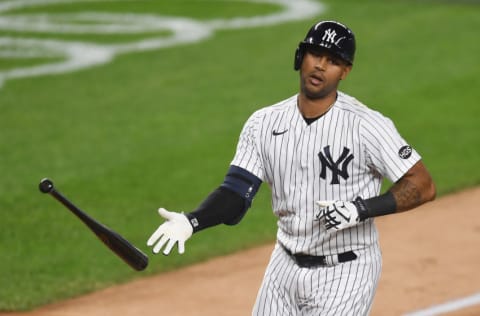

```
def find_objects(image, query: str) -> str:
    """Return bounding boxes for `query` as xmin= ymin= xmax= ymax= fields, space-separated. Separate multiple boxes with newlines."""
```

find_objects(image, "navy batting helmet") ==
xmin=294 ymin=21 xmax=356 ymax=70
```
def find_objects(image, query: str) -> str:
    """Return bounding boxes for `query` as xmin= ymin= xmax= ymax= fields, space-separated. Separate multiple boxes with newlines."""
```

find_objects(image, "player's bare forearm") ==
xmin=389 ymin=161 xmax=436 ymax=212
xmin=390 ymin=178 xmax=422 ymax=210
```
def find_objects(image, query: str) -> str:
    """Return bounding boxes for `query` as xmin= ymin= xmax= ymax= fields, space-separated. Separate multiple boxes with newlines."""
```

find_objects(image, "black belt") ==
xmin=280 ymin=244 xmax=357 ymax=268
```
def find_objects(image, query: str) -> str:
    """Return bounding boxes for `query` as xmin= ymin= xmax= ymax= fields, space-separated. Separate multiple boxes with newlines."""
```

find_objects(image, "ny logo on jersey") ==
xmin=318 ymin=146 xmax=354 ymax=184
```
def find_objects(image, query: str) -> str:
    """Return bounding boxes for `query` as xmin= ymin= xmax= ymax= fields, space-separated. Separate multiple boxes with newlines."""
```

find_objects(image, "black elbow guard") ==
xmin=186 ymin=166 xmax=262 ymax=232
xmin=221 ymin=165 xmax=262 ymax=207
xmin=221 ymin=165 xmax=262 ymax=224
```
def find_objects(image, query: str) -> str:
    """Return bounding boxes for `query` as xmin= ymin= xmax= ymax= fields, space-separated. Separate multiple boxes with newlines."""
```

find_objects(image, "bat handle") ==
xmin=39 ymin=178 xmax=90 ymax=222
xmin=39 ymin=178 xmax=54 ymax=193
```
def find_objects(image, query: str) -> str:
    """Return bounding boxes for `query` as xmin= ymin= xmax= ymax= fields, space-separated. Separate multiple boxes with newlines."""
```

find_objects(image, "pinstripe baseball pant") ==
xmin=252 ymin=243 xmax=382 ymax=316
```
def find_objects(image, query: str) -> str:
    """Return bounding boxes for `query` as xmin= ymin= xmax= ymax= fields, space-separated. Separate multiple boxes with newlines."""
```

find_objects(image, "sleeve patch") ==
xmin=398 ymin=145 xmax=413 ymax=159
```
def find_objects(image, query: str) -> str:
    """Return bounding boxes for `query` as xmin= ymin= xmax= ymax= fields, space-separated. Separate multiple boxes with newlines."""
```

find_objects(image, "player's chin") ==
xmin=301 ymin=84 xmax=328 ymax=100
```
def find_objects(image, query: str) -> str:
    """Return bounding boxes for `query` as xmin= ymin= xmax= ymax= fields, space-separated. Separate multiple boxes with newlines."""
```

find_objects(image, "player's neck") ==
xmin=297 ymin=92 xmax=337 ymax=119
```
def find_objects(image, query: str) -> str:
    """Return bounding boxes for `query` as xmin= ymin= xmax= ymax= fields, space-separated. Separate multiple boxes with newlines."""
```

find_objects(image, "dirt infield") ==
xmin=3 ymin=187 xmax=480 ymax=316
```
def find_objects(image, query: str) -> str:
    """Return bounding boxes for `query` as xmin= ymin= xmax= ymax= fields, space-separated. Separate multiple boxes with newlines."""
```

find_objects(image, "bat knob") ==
xmin=39 ymin=178 xmax=54 ymax=193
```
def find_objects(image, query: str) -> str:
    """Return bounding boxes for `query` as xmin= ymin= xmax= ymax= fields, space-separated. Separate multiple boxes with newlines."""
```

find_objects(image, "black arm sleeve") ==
xmin=185 ymin=186 xmax=247 ymax=233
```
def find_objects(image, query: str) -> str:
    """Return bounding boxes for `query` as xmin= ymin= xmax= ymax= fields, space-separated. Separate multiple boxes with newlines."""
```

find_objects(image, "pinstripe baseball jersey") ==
xmin=231 ymin=91 xmax=421 ymax=256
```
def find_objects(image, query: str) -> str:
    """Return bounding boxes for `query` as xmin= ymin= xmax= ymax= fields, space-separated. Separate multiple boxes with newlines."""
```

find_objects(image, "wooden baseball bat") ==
xmin=39 ymin=178 xmax=148 ymax=271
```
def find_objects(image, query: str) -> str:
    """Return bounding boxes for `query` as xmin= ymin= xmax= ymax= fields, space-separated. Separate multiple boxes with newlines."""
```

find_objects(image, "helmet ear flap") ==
xmin=294 ymin=46 xmax=303 ymax=71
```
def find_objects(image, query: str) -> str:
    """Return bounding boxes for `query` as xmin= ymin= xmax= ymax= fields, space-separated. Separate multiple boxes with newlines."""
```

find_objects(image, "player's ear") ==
xmin=340 ymin=64 xmax=352 ymax=80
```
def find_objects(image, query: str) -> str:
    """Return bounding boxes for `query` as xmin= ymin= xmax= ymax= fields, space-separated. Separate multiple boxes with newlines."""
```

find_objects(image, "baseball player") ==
xmin=147 ymin=20 xmax=436 ymax=315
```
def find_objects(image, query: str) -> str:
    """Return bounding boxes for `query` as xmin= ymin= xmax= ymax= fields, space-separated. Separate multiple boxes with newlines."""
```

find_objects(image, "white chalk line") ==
xmin=404 ymin=292 xmax=480 ymax=316
xmin=0 ymin=0 xmax=325 ymax=89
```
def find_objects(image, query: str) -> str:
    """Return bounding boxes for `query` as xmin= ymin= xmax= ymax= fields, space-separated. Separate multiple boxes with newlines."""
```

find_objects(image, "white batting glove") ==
xmin=316 ymin=200 xmax=361 ymax=231
xmin=147 ymin=208 xmax=193 ymax=255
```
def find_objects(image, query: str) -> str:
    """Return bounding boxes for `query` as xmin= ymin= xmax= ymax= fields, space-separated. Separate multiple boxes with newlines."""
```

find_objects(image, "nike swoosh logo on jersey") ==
xmin=272 ymin=129 xmax=288 ymax=136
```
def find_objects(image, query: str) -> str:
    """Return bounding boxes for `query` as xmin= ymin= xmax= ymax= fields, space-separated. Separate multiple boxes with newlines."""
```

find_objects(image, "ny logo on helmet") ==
xmin=322 ymin=28 xmax=345 ymax=46
xmin=318 ymin=146 xmax=354 ymax=184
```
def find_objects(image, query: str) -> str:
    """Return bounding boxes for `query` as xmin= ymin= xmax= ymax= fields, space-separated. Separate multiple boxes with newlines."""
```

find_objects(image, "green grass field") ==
xmin=0 ymin=0 xmax=479 ymax=311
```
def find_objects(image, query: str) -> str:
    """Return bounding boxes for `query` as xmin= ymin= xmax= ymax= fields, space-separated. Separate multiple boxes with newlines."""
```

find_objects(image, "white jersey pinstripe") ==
xmin=231 ymin=91 xmax=420 ymax=256
xmin=231 ymin=92 xmax=421 ymax=315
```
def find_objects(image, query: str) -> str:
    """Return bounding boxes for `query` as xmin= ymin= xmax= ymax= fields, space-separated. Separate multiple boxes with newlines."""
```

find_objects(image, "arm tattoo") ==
xmin=390 ymin=178 xmax=422 ymax=211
